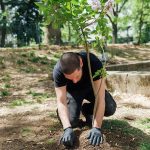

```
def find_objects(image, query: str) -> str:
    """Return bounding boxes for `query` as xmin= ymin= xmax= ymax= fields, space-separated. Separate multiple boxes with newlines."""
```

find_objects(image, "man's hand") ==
xmin=87 ymin=127 xmax=103 ymax=146
xmin=60 ymin=127 xmax=75 ymax=147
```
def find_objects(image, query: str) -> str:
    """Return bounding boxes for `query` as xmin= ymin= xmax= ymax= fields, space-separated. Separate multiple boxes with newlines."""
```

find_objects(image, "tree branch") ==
xmin=106 ymin=14 xmax=113 ymax=24
xmin=118 ymin=0 xmax=128 ymax=13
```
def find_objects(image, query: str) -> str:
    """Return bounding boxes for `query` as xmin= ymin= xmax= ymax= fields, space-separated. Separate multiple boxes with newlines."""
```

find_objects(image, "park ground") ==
xmin=0 ymin=44 xmax=150 ymax=150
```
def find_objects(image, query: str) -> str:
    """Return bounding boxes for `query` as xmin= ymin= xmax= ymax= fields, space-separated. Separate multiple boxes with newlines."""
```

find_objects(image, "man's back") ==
xmin=53 ymin=52 xmax=103 ymax=93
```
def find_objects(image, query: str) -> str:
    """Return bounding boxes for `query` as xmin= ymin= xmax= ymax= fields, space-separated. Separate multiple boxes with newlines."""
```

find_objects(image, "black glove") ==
xmin=60 ymin=127 xmax=75 ymax=147
xmin=87 ymin=127 xmax=103 ymax=146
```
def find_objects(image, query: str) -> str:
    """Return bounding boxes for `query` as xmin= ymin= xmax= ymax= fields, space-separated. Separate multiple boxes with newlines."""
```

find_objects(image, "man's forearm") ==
xmin=57 ymin=102 xmax=71 ymax=129
xmin=93 ymin=78 xmax=105 ymax=128
xmin=93 ymin=96 xmax=105 ymax=128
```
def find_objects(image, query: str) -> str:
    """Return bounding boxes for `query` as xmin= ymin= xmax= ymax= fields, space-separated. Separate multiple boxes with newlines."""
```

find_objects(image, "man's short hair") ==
xmin=60 ymin=52 xmax=80 ymax=74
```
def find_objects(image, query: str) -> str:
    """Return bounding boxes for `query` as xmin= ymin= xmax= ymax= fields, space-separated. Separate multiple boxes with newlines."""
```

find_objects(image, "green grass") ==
xmin=139 ymin=141 xmax=150 ymax=150
xmin=27 ymin=90 xmax=50 ymax=98
xmin=49 ymin=112 xmax=57 ymax=119
xmin=139 ymin=118 xmax=150 ymax=125
xmin=40 ymin=59 xmax=49 ymax=65
xmin=53 ymin=53 xmax=61 ymax=58
xmin=48 ymin=122 xmax=61 ymax=132
xmin=28 ymin=51 xmax=36 ymax=57
xmin=27 ymin=90 xmax=50 ymax=103
xmin=103 ymin=119 xmax=148 ymax=136
xmin=10 ymin=99 xmax=32 ymax=106
xmin=21 ymin=127 xmax=32 ymax=137
xmin=20 ymin=66 xmax=37 ymax=73
xmin=17 ymin=59 xmax=26 ymax=65
xmin=39 ymin=56 xmax=50 ymax=65
xmin=28 ymin=56 xmax=40 ymax=63
xmin=48 ymin=118 xmax=61 ymax=133
xmin=4 ymin=83 xmax=11 ymax=88
xmin=46 ymin=138 xmax=56 ymax=145
xmin=102 ymin=119 xmax=150 ymax=149
xmin=27 ymin=52 xmax=49 ymax=64
xmin=0 ymin=89 xmax=10 ymax=97
xmin=137 ymin=118 xmax=150 ymax=131
xmin=1 ymin=74 xmax=11 ymax=82
xmin=0 ymin=56 xmax=5 ymax=68
xmin=20 ymin=51 xmax=50 ymax=66
xmin=21 ymin=53 xmax=28 ymax=57
xmin=18 ymin=50 xmax=58 ymax=73
xmin=49 ymin=58 xmax=58 ymax=69
xmin=103 ymin=119 xmax=128 ymax=129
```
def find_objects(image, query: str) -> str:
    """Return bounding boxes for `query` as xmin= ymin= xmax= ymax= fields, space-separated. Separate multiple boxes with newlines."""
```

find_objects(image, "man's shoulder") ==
xmin=79 ymin=51 xmax=97 ymax=56
xmin=79 ymin=51 xmax=99 ymax=61
xmin=53 ymin=60 xmax=66 ymax=87
xmin=53 ymin=60 xmax=62 ymax=76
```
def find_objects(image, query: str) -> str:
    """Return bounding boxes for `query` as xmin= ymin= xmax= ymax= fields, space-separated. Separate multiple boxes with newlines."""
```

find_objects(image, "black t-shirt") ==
xmin=53 ymin=52 xmax=103 ymax=93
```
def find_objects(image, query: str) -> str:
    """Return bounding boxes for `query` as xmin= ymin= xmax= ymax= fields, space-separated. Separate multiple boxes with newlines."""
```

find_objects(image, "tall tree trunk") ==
xmin=47 ymin=23 xmax=62 ymax=45
xmin=55 ymin=30 xmax=62 ymax=45
xmin=112 ymin=22 xmax=118 ymax=43
xmin=0 ymin=0 xmax=6 ymax=47
xmin=107 ymin=14 xmax=118 ymax=44
xmin=42 ymin=26 xmax=49 ymax=45
xmin=137 ymin=1 xmax=144 ymax=45
xmin=107 ymin=1 xmax=128 ymax=44
xmin=126 ymin=26 xmax=131 ymax=44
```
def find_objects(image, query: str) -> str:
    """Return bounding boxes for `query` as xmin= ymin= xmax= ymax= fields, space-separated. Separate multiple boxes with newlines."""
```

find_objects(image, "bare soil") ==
xmin=0 ymin=45 xmax=150 ymax=150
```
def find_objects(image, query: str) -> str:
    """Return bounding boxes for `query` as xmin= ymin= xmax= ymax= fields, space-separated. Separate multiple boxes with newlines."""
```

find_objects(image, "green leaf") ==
xmin=93 ymin=66 xmax=107 ymax=79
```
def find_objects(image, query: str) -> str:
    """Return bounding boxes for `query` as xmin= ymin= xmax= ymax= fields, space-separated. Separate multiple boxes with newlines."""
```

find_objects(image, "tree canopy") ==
xmin=0 ymin=0 xmax=150 ymax=47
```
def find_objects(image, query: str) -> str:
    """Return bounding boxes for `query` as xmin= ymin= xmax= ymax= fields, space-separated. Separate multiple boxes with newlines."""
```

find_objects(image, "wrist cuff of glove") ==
xmin=64 ymin=127 xmax=72 ymax=131
xmin=93 ymin=127 xmax=101 ymax=131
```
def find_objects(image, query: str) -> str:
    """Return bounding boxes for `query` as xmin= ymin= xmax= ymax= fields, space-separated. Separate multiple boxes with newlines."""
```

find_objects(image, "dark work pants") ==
xmin=66 ymin=88 xmax=117 ymax=128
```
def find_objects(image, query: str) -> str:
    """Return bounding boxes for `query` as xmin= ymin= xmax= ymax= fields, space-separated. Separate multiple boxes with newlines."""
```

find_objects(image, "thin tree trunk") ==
xmin=112 ymin=22 xmax=118 ymax=43
xmin=0 ymin=0 xmax=6 ymax=47
xmin=42 ymin=26 xmax=49 ymax=45
xmin=107 ymin=14 xmax=118 ymax=44
xmin=137 ymin=1 xmax=144 ymax=45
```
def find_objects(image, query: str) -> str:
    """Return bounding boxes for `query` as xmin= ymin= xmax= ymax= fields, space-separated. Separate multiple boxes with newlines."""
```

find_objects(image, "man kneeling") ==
xmin=53 ymin=52 xmax=116 ymax=147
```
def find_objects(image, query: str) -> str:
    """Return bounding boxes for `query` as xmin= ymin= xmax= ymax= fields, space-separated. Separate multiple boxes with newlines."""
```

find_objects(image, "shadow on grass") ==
xmin=102 ymin=119 xmax=150 ymax=150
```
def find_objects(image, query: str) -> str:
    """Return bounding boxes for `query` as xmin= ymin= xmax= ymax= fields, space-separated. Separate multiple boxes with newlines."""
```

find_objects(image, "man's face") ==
xmin=64 ymin=68 xmax=82 ymax=84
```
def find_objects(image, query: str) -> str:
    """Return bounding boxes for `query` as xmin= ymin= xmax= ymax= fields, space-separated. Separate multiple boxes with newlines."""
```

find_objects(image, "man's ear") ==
xmin=79 ymin=57 xmax=83 ymax=68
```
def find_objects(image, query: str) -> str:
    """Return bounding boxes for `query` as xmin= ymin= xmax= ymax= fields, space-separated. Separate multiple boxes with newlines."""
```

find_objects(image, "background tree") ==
xmin=10 ymin=0 xmax=42 ymax=47
xmin=131 ymin=0 xmax=150 ymax=44
xmin=46 ymin=23 xmax=62 ymax=45
xmin=115 ymin=1 xmax=133 ymax=44
xmin=0 ymin=0 xmax=149 ymax=47
xmin=0 ymin=0 xmax=7 ymax=47
xmin=106 ymin=0 xmax=128 ymax=43
xmin=141 ymin=23 xmax=150 ymax=43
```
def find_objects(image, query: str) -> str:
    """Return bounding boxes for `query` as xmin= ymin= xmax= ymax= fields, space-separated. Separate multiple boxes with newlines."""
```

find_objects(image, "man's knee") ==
xmin=105 ymin=90 xmax=117 ymax=117
xmin=104 ymin=101 xmax=117 ymax=116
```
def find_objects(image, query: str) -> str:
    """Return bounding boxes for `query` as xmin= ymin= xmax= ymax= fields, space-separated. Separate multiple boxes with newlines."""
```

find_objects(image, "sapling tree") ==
xmin=37 ymin=0 xmax=114 ymax=123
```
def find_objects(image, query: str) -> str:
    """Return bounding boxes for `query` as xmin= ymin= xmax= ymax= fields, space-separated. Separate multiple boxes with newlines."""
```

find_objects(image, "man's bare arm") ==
xmin=55 ymin=86 xmax=71 ymax=129
xmin=93 ymin=78 xmax=105 ymax=128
